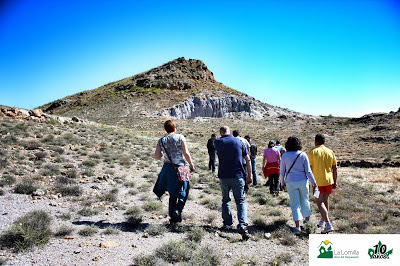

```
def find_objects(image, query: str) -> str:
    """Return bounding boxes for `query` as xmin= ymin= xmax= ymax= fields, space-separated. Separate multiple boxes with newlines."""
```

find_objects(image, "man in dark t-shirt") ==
xmin=207 ymin=134 xmax=216 ymax=173
xmin=214 ymin=126 xmax=252 ymax=240
xmin=245 ymin=135 xmax=257 ymax=186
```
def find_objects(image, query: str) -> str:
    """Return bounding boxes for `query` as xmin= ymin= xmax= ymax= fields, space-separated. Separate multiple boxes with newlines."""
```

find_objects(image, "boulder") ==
xmin=17 ymin=109 xmax=31 ymax=119
xmin=5 ymin=111 xmax=16 ymax=117
xmin=11 ymin=107 xmax=18 ymax=114
xmin=100 ymin=241 xmax=119 ymax=248
xmin=30 ymin=109 xmax=43 ymax=117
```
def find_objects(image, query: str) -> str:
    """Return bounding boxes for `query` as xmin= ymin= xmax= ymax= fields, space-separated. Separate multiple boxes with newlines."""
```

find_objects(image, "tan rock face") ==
xmin=17 ymin=109 xmax=30 ymax=118
xmin=30 ymin=109 xmax=44 ymax=117
xmin=100 ymin=241 xmax=119 ymax=248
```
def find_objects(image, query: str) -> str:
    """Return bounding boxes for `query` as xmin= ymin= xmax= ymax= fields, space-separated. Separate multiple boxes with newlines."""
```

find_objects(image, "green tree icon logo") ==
xmin=368 ymin=241 xmax=393 ymax=259
xmin=318 ymin=240 xmax=333 ymax=259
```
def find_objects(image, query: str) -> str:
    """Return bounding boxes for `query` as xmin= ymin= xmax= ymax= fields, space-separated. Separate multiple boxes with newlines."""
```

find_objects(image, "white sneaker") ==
xmin=317 ymin=220 xmax=325 ymax=228
xmin=322 ymin=223 xmax=334 ymax=234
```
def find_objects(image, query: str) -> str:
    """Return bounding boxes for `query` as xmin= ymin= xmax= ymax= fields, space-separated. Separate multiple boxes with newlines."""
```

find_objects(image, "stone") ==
xmin=72 ymin=116 xmax=80 ymax=122
xmin=17 ymin=109 xmax=30 ymax=118
xmin=30 ymin=109 xmax=43 ymax=117
xmin=50 ymin=201 xmax=58 ymax=207
xmin=100 ymin=241 xmax=119 ymax=248
xmin=92 ymin=257 xmax=101 ymax=261
xmin=5 ymin=111 xmax=16 ymax=118
xmin=226 ymin=252 xmax=233 ymax=258
xmin=142 ymin=233 xmax=149 ymax=238
xmin=11 ymin=107 xmax=18 ymax=114
xmin=32 ymin=189 xmax=45 ymax=197
xmin=264 ymin=233 xmax=271 ymax=239
xmin=64 ymin=236 xmax=74 ymax=239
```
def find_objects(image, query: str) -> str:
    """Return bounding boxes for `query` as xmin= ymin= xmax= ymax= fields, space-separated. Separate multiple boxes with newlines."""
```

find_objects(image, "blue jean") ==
xmin=219 ymin=178 xmax=248 ymax=229
xmin=250 ymin=157 xmax=257 ymax=185
xmin=286 ymin=179 xmax=312 ymax=221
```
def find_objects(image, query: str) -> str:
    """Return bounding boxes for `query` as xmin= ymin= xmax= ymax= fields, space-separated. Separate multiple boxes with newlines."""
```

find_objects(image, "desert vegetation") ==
xmin=0 ymin=109 xmax=399 ymax=265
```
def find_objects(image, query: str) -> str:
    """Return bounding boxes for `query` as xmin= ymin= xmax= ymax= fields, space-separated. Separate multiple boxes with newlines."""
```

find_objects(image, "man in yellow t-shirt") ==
xmin=308 ymin=134 xmax=337 ymax=234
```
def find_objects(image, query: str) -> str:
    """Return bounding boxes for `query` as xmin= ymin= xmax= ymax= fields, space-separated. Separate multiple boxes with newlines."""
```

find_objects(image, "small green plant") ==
xmin=191 ymin=247 xmax=221 ymax=265
xmin=252 ymin=215 xmax=268 ymax=229
xmin=82 ymin=160 xmax=98 ymax=167
xmin=146 ymin=224 xmax=167 ymax=236
xmin=1 ymin=173 xmax=16 ymax=186
xmin=13 ymin=179 xmax=38 ymax=195
xmin=155 ymin=240 xmax=193 ymax=263
xmin=78 ymin=225 xmax=99 ymax=236
xmin=143 ymin=201 xmax=163 ymax=212
xmin=34 ymin=151 xmax=48 ymax=160
xmin=99 ymin=192 xmax=117 ymax=202
xmin=66 ymin=169 xmax=78 ymax=179
xmin=133 ymin=253 xmax=158 ymax=266
xmin=277 ymin=252 xmax=293 ymax=264
xmin=57 ymin=212 xmax=71 ymax=221
xmin=186 ymin=227 xmax=206 ymax=242
xmin=55 ymin=184 xmax=82 ymax=197
xmin=274 ymin=226 xmax=296 ymax=246
xmin=102 ymin=226 xmax=120 ymax=235
xmin=303 ymin=222 xmax=317 ymax=234
xmin=0 ymin=210 xmax=52 ymax=252
xmin=125 ymin=206 xmax=143 ymax=227
xmin=124 ymin=181 xmax=136 ymax=188
xmin=206 ymin=213 xmax=217 ymax=225
xmin=78 ymin=207 xmax=98 ymax=217
xmin=54 ymin=225 xmax=74 ymax=237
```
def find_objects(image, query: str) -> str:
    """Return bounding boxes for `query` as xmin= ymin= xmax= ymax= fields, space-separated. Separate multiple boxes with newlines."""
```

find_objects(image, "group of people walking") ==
xmin=153 ymin=120 xmax=337 ymax=240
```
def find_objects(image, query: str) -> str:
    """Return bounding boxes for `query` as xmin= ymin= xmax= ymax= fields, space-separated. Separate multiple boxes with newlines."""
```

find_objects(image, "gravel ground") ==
xmin=0 ymin=180 xmax=311 ymax=266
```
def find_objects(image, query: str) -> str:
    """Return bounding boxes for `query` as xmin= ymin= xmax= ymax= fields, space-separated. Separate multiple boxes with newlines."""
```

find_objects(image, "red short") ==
xmin=318 ymin=185 xmax=333 ymax=194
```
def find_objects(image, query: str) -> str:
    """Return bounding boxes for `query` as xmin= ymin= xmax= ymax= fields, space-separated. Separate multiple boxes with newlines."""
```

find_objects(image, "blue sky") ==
xmin=1 ymin=0 xmax=399 ymax=117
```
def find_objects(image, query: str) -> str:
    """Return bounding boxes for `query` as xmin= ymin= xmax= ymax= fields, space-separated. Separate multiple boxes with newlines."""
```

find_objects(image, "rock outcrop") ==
xmin=167 ymin=95 xmax=310 ymax=119
xmin=118 ymin=57 xmax=216 ymax=91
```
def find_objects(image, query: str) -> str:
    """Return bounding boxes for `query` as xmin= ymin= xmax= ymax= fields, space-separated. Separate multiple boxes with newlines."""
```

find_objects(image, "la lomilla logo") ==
xmin=317 ymin=240 xmax=333 ymax=258
xmin=368 ymin=241 xmax=393 ymax=259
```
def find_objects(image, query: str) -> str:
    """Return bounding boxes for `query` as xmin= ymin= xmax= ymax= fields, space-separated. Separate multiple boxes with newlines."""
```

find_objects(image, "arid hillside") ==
xmin=0 ymin=114 xmax=399 ymax=265
xmin=0 ymin=57 xmax=399 ymax=265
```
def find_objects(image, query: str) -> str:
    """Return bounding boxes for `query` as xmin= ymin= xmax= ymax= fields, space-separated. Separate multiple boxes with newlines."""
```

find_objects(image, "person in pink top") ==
xmin=262 ymin=140 xmax=281 ymax=196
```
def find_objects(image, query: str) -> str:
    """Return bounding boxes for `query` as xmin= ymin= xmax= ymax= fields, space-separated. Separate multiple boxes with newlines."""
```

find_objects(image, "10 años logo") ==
xmin=368 ymin=241 xmax=393 ymax=259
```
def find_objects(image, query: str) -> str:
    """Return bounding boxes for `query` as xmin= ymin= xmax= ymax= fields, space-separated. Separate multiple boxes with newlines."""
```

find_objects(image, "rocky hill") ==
xmin=39 ymin=57 xmax=312 ymax=125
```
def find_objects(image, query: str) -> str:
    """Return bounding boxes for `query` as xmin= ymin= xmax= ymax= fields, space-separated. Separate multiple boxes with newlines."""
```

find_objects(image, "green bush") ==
xmin=186 ymin=227 xmax=206 ymax=242
xmin=143 ymin=201 xmax=163 ymax=212
xmin=303 ymin=222 xmax=317 ymax=235
xmin=146 ymin=224 xmax=167 ymax=236
xmin=78 ymin=207 xmax=98 ymax=217
xmin=155 ymin=240 xmax=193 ymax=263
xmin=55 ymin=184 xmax=82 ymax=197
xmin=125 ymin=206 xmax=143 ymax=227
xmin=133 ymin=253 xmax=158 ymax=266
xmin=78 ymin=225 xmax=98 ymax=236
xmin=0 ymin=210 xmax=52 ymax=252
xmin=14 ymin=179 xmax=38 ymax=195
xmin=190 ymin=247 xmax=221 ymax=265
xmin=1 ymin=174 xmax=16 ymax=186
xmin=54 ymin=225 xmax=74 ymax=237
xmin=102 ymin=226 xmax=120 ymax=235
xmin=82 ymin=160 xmax=98 ymax=167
